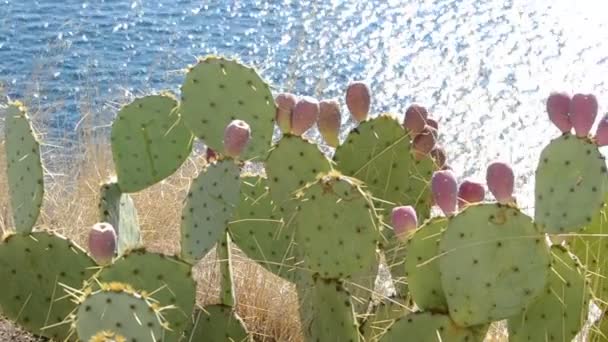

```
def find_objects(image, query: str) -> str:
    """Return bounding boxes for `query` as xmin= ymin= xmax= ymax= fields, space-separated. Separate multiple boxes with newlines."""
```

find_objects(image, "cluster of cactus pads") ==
xmin=4 ymin=55 xmax=608 ymax=342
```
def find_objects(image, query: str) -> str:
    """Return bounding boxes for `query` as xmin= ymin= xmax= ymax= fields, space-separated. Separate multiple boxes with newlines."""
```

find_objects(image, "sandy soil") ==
xmin=0 ymin=319 xmax=47 ymax=341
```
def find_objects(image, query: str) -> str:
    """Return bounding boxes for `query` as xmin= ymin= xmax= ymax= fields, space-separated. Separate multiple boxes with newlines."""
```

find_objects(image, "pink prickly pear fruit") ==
xmin=570 ymin=93 xmax=598 ymax=137
xmin=486 ymin=162 xmax=515 ymax=204
xmin=431 ymin=170 xmax=458 ymax=216
xmin=546 ymin=92 xmax=572 ymax=134
xmin=412 ymin=126 xmax=437 ymax=160
xmin=345 ymin=81 xmax=371 ymax=122
xmin=318 ymin=99 xmax=341 ymax=147
xmin=223 ymin=120 xmax=251 ymax=158
xmin=291 ymin=96 xmax=320 ymax=136
xmin=403 ymin=104 xmax=428 ymax=135
xmin=595 ymin=114 xmax=608 ymax=146
xmin=88 ymin=222 xmax=117 ymax=265
xmin=430 ymin=146 xmax=447 ymax=169
xmin=458 ymin=180 xmax=485 ymax=208
xmin=391 ymin=206 xmax=418 ymax=241
xmin=426 ymin=118 xmax=438 ymax=130
xmin=275 ymin=93 xmax=297 ymax=134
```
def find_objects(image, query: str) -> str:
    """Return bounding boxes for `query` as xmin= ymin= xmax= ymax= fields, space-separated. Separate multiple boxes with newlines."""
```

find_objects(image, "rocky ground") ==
xmin=0 ymin=319 xmax=46 ymax=342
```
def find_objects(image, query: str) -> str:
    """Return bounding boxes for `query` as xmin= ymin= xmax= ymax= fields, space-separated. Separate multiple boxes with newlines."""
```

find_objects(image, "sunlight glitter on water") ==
xmin=2 ymin=0 xmax=608 ymax=210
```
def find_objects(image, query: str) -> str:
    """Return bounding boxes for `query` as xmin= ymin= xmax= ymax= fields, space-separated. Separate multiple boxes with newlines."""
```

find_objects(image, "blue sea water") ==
xmin=2 ymin=0 xmax=608 ymax=209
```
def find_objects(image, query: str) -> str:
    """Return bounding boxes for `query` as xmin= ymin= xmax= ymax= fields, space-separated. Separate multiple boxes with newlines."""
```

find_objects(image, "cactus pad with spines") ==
xmin=0 ymin=232 xmax=96 ymax=341
xmin=292 ymin=172 xmax=380 ymax=280
xmin=569 ymin=197 xmax=608 ymax=308
xmin=361 ymin=301 xmax=409 ymax=341
xmin=4 ymin=101 xmax=44 ymax=233
xmin=535 ymin=134 xmax=608 ymax=233
xmin=182 ymin=305 xmax=250 ymax=342
xmin=180 ymin=56 xmax=276 ymax=160
xmin=265 ymin=135 xmax=332 ymax=209
xmin=96 ymin=249 xmax=196 ymax=342
xmin=180 ymin=159 xmax=241 ymax=263
xmin=111 ymin=94 xmax=193 ymax=193
xmin=229 ymin=175 xmax=297 ymax=281
xmin=379 ymin=311 xmax=487 ymax=342
xmin=507 ymin=245 xmax=590 ymax=342
xmin=99 ymin=180 xmax=141 ymax=255
xmin=333 ymin=115 xmax=433 ymax=219
xmin=438 ymin=203 xmax=551 ymax=327
xmin=74 ymin=283 xmax=166 ymax=342
xmin=297 ymin=276 xmax=360 ymax=342
xmin=403 ymin=217 xmax=448 ymax=312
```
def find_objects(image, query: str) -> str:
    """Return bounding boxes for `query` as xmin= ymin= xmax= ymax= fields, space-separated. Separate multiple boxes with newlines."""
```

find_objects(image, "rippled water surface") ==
xmin=2 ymin=0 xmax=608 ymax=209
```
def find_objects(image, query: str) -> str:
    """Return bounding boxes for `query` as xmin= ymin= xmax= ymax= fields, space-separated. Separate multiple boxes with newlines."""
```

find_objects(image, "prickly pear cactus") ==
xmin=438 ymin=203 xmax=551 ymax=327
xmin=403 ymin=217 xmax=448 ymax=312
xmin=292 ymin=172 xmax=380 ymax=280
xmin=0 ymin=232 xmax=96 ymax=341
xmin=360 ymin=301 xmax=408 ymax=341
xmin=590 ymin=313 xmax=608 ymax=342
xmin=228 ymin=175 xmax=297 ymax=281
xmin=333 ymin=115 xmax=433 ymax=219
xmin=297 ymin=276 xmax=360 ymax=342
xmin=378 ymin=312 xmax=487 ymax=342
xmin=217 ymin=232 xmax=235 ymax=307
xmin=99 ymin=180 xmax=141 ymax=255
xmin=183 ymin=305 xmax=250 ymax=342
xmin=96 ymin=249 xmax=196 ymax=342
xmin=507 ymin=245 xmax=590 ymax=342
xmin=265 ymin=135 xmax=331 ymax=209
xmin=73 ymin=282 xmax=167 ymax=342
xmin=111 ymin=94 xmax=193 ymax=193
xmin=180 ymin=56 xmax=276 ymax=161
xmin=535 ymin=134 xmax=608 ymax=233
xmin=180 ymin=159 xmax=240 ymax=263
xmin=4 ymin=101 xmax=44 ymax=233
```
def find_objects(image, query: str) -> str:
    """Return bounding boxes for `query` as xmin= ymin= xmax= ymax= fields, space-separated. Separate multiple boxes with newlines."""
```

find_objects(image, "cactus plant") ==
xmin=180 ymin=159 xmax=241 ymax=263
xmin=378 ymin=311 xmax=487 ymax=342
xmin=507 ymin=245 xmax=590 ymax=342
xmin=110 ymin=94 xmax=193 ymax=193
xmin=4 ymin=101 xmax=44 ymax=233
xmin=228 ymin=175 xmax=297 ymax=281
xmin=95 ymin=249 xmax=196 ymax=342
xmin=72 ymin=282 xmax=168 ymax=342
xmin=535 ymin=134 xmax=608 ymax=233
xmin=403 ymin=217 xmax=448 ymax=312
xmin=438 ymin=203 xmax=551 ymax=327
xmin=180 ymin=55 xmax=276 ymax=161
xmin=183 ymin=305 xmax=250 ymax=342
xmin=0 ymin=232 xmax=96 ymax=341
xmin=99 ymin=180 xmax=141 ymax=256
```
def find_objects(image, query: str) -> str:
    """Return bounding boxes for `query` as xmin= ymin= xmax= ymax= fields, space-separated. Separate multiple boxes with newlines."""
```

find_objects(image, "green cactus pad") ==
xmin=180 ymin=160 xmax=241 ymax=263
xmin=228 ymin=176 xmax=297 ymax=282
xmin=265 ymin=135 xmax=332 ymax=209
xmin=568 ymin=197 xmax=608 ymax=308
xmin=379 ymin=311 xmax=487 ymax=342
xmin=99 ymin=180 xmax=141 ymax=255
xmin=0 ymin=232 xmax=96 ymax=340
xmin=406 ymin=156 xmax=436 ymax=220
xmin=180 ymin=56 xmax=276 ymax=161
xmin=96 ymin=249 xmax=195 ymax=342
xmin=4 ymin=102 xmax=44 ymax=233
xmin=361 ymin=301 xmax=409 ymax=341
xmin=292 ymin=172 xmax=380 ymax=280
xmin=111 ymin=94 xmax=193 ymax=193
xmin=74 ymin=283 xmax=166 ymax=342
xmin=507 ymin=245 xmax=590 ymax=342
xmin=333 ymin=115 xmax=434 ymax=219
xmin=217 ymin=232 xmax=235 ymax=307
xmin=183 ymin=305 xmax=250 ymax=342
xmin=535 ymin=134 xmax=608 ymax=233
xmin=403 ymin=217 xmax=448 ymax=312
xmin=297 ymin=276 xmax=360 ymax=342
xmin=438 ymin=203 xmax=551 ymax=327
xmin=384 ymin=238 xmax=409 ymax=300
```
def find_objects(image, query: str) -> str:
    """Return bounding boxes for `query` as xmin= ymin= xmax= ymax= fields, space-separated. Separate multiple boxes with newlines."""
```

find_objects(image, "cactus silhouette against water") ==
xmin=2 ymin=55 xmax=608 ymax=341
